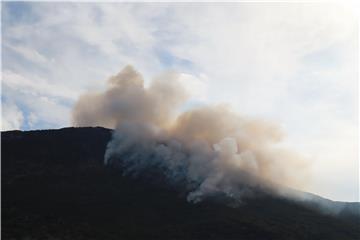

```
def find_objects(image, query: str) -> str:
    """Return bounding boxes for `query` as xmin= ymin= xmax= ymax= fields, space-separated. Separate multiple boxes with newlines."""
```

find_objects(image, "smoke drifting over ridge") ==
xmin=72 ymin=65 xmax=308 ymax=202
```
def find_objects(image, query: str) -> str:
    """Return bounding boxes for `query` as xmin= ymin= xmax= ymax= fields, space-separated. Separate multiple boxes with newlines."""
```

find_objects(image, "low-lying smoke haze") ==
xmin=72 ymin=66 xmax=308 ymax=202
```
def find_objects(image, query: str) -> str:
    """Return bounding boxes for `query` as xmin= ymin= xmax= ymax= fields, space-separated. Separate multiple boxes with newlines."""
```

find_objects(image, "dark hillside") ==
xmin=2 ymin=127 xmax=360 ymax=240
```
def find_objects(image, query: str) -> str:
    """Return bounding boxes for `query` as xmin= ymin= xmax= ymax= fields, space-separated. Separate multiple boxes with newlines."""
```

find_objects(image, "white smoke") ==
xmin=72 ymin=65 xmax=308 ymax=203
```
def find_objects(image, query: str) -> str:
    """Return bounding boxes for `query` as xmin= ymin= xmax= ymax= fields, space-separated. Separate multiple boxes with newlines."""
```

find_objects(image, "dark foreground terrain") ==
xmin=2 ymin=127 xmax=360 ymax=240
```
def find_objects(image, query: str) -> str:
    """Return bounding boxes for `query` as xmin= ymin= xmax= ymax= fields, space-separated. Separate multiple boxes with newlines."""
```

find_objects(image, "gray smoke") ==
xmin=72 ymin=65 xmax=308 ymax=203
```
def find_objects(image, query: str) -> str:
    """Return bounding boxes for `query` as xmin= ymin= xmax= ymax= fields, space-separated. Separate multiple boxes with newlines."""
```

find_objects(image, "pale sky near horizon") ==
xmin=1 ymin=2 xmax=358 ymax=202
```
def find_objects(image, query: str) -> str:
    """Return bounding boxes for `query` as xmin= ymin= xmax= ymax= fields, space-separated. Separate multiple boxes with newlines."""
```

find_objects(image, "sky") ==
xmin=1 ymin=2 xmax=358 ymax=202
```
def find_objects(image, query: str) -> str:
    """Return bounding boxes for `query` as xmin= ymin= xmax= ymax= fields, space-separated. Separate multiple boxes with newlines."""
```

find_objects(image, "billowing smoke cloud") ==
xmin=72 ymin=65 xmax=308 ymax=203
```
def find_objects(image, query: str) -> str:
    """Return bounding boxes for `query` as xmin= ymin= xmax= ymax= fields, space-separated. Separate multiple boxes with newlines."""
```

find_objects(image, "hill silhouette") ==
xmin=2 ymin=127 xmax=360 ymax=240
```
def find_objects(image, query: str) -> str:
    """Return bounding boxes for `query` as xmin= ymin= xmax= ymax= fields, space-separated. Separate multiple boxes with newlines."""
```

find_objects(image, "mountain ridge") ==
xmin=2 ymin=127 xmax=360 ymax=240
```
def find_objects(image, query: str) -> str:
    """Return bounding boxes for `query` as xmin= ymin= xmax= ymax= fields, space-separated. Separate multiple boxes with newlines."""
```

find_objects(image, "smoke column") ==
xmin=72 ymin=65 xmax=308 ymax=203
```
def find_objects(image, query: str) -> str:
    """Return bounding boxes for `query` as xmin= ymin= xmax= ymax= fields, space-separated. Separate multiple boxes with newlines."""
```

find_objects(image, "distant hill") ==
xmin=2 ymin=127 xmax=360 ymax=240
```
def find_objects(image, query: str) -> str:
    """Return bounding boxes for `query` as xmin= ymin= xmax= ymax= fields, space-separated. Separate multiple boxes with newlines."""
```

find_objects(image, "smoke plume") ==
xmin=72 ymin=65 xmax=308 ymax=203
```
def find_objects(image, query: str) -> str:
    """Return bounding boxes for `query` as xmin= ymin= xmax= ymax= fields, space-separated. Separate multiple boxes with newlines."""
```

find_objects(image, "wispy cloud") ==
xmin=6 ymin=44 xmax=49 ymax=65
xmin=1 ymin=102 xmax=24 ymax=131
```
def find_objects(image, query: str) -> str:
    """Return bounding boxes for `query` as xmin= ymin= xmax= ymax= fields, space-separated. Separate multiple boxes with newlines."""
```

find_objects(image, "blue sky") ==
xmin=1 ymin=2 xmax=358 ymax=201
